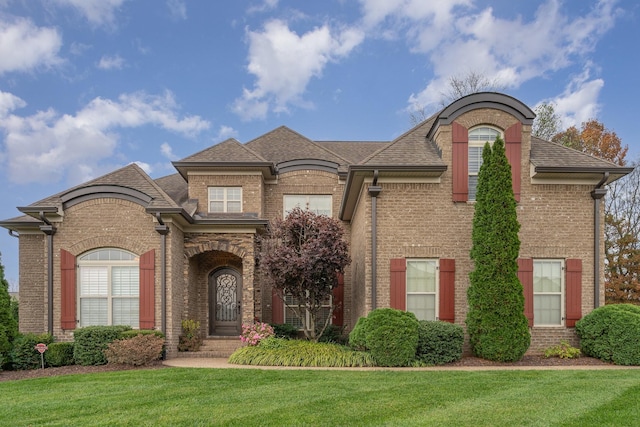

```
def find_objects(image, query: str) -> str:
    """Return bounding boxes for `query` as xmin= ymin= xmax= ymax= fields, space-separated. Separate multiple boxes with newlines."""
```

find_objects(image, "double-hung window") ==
xmin=406 ymin=259 xmax=438 ymax=321
xmin=284 ymin=293 xmax=332 ymax=330
xmin=209 ymin=187 xmax=242 ymax=213
xmin=468 ymin=127 xmax=501 ymax=201
xmin=78 ymin=249 xmax=139 ymax=328
xmin=533 ymin=260 xmax=564 ymax=326
xmin=283 ymin=195 xmax=332 ymax=217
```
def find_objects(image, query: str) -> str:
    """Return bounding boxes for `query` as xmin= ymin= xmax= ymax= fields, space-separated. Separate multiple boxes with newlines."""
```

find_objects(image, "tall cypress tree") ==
xmin=0 ymin=253 xmax=18 ymax=369
xmin=466 ymin=137 xmax=530 ymax=362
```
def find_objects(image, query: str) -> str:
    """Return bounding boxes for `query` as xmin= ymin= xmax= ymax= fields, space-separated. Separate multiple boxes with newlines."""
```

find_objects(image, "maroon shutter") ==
xmin=452 ymin=122 xmax=469 ymax=202
xmin=332 ymin=273 xmax=344 ymax=326
xmin=438 ymin=259 xmax=455 ymax=323
xmin=518 ymin=258 xmax=534 ymax=327
xmin=390 ymin=258 xmax=406 ymax=310
xmin=565 ymin=259 xmax=582 ymax=327
xmin=60 ymin=249 xmax=77 ymax=330
xmin=504 ymin=122 xmax=522 ymax=202
xmin=272 ymin=287 xmax=284 ymax=324
xmin=139 ymin=250 xmax=155 ymax=329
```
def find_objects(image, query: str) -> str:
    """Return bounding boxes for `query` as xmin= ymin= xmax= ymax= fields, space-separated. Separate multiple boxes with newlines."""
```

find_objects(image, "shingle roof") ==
xmin=154 ymin=173 xmax=188 ymax=206
xmin=315 ymin=141 xmax=389 ymax=164
xmin=530 ymin=137 xmax=624 ymax=169
xmin=178 ymin=138 xmax=267 ymax=163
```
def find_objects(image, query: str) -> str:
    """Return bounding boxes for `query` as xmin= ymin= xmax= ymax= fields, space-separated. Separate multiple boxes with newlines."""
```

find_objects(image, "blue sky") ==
xmin=0 ymin=0 xmax=638 ymax=288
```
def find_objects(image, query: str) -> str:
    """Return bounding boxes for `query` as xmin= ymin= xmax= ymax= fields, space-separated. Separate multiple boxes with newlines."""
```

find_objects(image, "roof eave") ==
xmin=172 ymin=161 xmax=277 ymax=180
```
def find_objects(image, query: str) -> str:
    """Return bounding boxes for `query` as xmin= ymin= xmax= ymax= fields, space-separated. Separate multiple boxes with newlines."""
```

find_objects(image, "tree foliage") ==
xmin=259 ymin=207 xmax=350 ymax=341
xmin=466 ymin=137 xmax=530 ymax=362
xmin=532 ymin=102 xmax=561 ymax=140
xmin=552 ymin=119 xmax=628 ymax=166
xmin=0 ymin=252 xmax=18 ymax=369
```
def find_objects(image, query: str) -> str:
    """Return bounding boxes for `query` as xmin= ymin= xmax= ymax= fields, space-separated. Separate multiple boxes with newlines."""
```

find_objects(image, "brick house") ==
xmin=1 ymin=92 xmax=632 ymax=357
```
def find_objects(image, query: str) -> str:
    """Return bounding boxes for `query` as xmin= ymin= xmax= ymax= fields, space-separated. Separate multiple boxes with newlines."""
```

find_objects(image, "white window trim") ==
xmin=283 ymin=194 xmax=332 ymax=217
xmin=468 ymin=126 xmax=502 ymax=201
xmin=406 ymin=258 xmax=439 ymax=322
xmin=533 ymin=259 xmax=565 ymax=327
xmin=208 ymin=187 xmax=242 ymax=213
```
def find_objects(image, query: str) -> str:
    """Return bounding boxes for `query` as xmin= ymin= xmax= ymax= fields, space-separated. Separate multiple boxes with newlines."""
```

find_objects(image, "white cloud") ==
xmin=97 ymin=54 xmax=125 ymax=70
xmin=160 ymin=142 xmax=178 ymax=161
xmin=248 ymin=0 xmax=279 ymax=14
xmin=0 ymin=17 xmax=63 ymax=74
xmin=167 ymin=0 xmax=187 ymax=20
xmin=53 ymin=0 xmax=128 ymax=28
xmin=549 ymin=65 xmax=604 ymax=129
xmin=133 ymin=161 xmax=153 ymax=175
xmin=233 ymin=20 xmax=364 ymax=120
xmin=0 ymin=91 xmax=27 ymax=117
xmin=0 ymin=90 xmax=210 ymax=184
xmin=215 ymin=125 xmax=239 ymax=142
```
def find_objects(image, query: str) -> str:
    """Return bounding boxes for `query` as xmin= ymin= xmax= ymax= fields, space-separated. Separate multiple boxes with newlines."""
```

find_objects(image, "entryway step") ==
xmin=177 ymin=337 xmax=245 ymax=358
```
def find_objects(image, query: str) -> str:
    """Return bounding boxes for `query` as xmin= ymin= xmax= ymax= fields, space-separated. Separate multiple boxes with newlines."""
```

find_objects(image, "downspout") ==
xmin=39 ymin=212 xmax=56 ymax=335
xmin=155 ymin=213 xmax=170 ymax=335
xmin=368 ymin=170 xmax=382 ymax=310
xmin=591 ymin=172 xmax=609 ymax=309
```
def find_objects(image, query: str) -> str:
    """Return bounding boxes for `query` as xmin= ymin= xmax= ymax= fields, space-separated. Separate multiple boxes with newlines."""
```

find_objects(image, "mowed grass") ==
xmin=1 ymin=368 xmax=640 ymax=426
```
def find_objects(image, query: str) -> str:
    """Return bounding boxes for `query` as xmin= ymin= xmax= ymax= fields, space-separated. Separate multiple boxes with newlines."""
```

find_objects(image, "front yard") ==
xmin=1 ymin=367 xmax=639 ymax=426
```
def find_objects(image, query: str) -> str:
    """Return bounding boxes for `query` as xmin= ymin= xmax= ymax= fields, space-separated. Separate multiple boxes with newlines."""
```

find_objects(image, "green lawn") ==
xmin=1 ymin=368 xmax=640 ymax=426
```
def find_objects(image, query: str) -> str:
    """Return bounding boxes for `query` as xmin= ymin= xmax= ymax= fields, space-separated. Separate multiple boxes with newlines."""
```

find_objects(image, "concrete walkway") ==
xmin=163 ymin=357 xmax=638 ymax=371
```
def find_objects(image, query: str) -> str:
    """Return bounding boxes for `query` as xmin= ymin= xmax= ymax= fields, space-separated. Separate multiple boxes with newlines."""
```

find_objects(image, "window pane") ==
xmin=80 ymin=298 xmax=108 ymax=327
xmin=468 ymin=147 xmax=483 ymax=173
xmin=534 ymin=261 xmax=562 ymax=293
xmin=209 ymin=187 xmax=224 ymax=200
xmin=534 ymin=295 xmax=562 ymax=325
xmin=210 ymin=201 xmax=224 ymax=212
xmin=80 ymin=267 xmax=108 ymax=296
xmin=469 ymin=127 xmax=500 ymax=141
xmin=407 ymin=294 xmax=436 ymax=321
xmin=284 ymin=195 xmax=307 ymax=213
xmin=113 ymin=298 xmax=139 ymax=328
xmin=308 ymin=196 xmax=331 ymax=216
xmin=468 ymin=176 xmax=478 ymax=200
xmin=227 ymin=188 xmax=241 ymax=200
xmin=407 ymin=260 xmax=436 ymax=292
xmin=112 ymin=266 xmax=139 ymax=296
xmin=227 ymin=201 xmax=242 ymax=213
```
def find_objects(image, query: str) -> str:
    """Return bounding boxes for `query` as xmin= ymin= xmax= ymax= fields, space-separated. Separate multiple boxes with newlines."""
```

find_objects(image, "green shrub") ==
xmin=576 ymin=304 xmax=640 ymax=365
xmin=178 ymin=319 xmax=202 ymax=352
xmin=544 ymin=340 xmax=581 ymax=359
xmin=120 ymin=329 xmax=165 ymax=340
xmin=104 ymin=334 xmax=164 ymax=366
xmin=73 ymin=325 xmax=131 ymax=366
xmin=45 ymin=342 xmax=75 ymax=367
xmin=416 ymin=321 xmax=464 ymax=365
xmin=319 ymin=324 xmax=347 ymax=344
xmin=348 ymin=317 xmax=368 ymax=351
xmin=229 ymin=338 xmax=374 ymax=367
xmin=10 ymin=333 xmax=53 ymax=370
xmin=269 ymin=323 xmax=297 ymax=339
xmin=365 ymin=308 xmax=419 ymax=367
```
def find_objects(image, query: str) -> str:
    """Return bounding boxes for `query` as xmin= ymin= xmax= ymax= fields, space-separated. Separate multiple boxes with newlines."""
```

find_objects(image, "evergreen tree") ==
xmin=466 ymin=137 xmax=530 ymax=362
xmin=0 ymin=253 xmax=18 ymax=369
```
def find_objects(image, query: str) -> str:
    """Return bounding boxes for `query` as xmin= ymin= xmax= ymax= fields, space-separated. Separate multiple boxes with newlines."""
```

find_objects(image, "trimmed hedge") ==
xmin=45 ymin=342 xmax=75 ymax=367
xmin=73 ymin=325 xmax=131 ymax=366
xmin=576 ymin=304 xmax=640 ymax=365
xmin=104 ymin=334 xmax=164 ymax=366
xmin=10 ymin=333 xmax=54 ymax=370
xmin=120 ymin=329 xmax=165 ymax=340
xmin=416 ymin=320 xmax=464 ymax=365
xmin=365 ymin=308 xmax=419 ymax=367
xmin=270 ymin=323 xmax=298 ymax=339
xmin=348 ymin=317 xmax=368 ymax=351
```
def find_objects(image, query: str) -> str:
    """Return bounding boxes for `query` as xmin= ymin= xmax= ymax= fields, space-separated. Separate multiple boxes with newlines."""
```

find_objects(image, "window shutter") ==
xmin=332 ymin=273 xmax=344 ymax=326
xmin=390 ymin=258 xmax=406 ymax=310
xmin=504 ymin=122 xmax=522 ymax=202
xmin=60 ymin=249 xmax=77 ymax=330
xmin=139 ymin=250 xmax=155 ymax=329
xmin=452 ymin=122 xmax=469 ymax=202
xmin=438 ymin=259 xmax=455 ymax=323
xmin=518 ymin=258 xmax=534 ymax=327
xmin=272 ymin=287 xmax=284 ymax=324
xmin=565 ymin=259 xmax=582 ymax=327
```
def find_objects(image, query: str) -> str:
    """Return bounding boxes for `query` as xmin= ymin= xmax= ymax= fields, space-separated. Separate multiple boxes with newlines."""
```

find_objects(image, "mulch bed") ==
xmin=0 ymin=355 xmax=612 ymax=382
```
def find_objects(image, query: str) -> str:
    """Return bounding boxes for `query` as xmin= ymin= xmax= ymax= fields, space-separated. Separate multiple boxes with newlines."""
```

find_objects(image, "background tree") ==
xmin=466 ymin=137 xmax=530 ymax=362
xmin=0 ymin=253 xmax=18 ymax=369
xmin=552 ymin=119 xmax=628 ymax=166
xmin=532 ymin=102 xmax=561 ymax=140
xmin=259 ymin=207 xmax=350 ymax=341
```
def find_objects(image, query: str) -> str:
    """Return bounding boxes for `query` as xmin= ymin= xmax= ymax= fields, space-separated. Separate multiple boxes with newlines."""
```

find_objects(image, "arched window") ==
xmin=77 ymin=248 xmax=140 ymax=328
xmin=468 ymin=126 xmax=502 ymax=200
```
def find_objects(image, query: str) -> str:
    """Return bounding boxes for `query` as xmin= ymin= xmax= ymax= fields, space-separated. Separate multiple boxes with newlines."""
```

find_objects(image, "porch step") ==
xmin=178 ymin=337 xmax=245 ymax=358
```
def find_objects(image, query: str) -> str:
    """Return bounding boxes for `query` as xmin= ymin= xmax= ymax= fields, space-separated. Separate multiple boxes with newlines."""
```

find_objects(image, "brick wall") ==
xmin=18 ymin=233 xmax=46 ymax=333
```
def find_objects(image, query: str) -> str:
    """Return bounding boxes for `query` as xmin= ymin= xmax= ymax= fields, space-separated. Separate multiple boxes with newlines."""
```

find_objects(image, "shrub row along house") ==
xmin=1 ymin=93 xmax=632 ymax=357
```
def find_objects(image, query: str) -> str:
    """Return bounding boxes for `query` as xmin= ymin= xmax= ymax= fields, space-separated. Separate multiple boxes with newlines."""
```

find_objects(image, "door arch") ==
xmin=209 ymin=268 xmax=242 ymax=335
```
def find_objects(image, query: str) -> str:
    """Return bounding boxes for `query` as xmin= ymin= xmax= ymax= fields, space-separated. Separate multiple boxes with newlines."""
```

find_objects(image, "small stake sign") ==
xmin=35 ymin=343 xmax=48 ymax=369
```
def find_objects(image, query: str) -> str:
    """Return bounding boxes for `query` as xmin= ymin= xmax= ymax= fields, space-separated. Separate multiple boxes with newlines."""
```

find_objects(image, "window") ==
xmin=468 ymin=127 xmax=501 ymax=200
xmin=284 ymin=294 xmax=332 ymax=330
xmin=209 ymin=187 xmax=242 ymax=213
xmin=283 ymin=195 xmax=332 ymax=216
xmin=406 ymin=259 xmax=438 ymax=321
xmin=533 ymin=260 xmax=564 ymax=326
xmin=78 ymin=249 xmax=139 ymax=328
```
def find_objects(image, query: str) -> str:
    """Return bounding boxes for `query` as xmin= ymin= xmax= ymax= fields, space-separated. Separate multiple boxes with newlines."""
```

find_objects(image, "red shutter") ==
xmin=60 ymin=249 xmax=77 ymax=330
xmin=390 ymin=258 xmax=406 ymax=310
xmin=518 ymin=258 xmax=534 ymax=327
xmin=438 ymin=259 xmax=455 ymax=323
xmin=452 ymin=122 xmax=469 ymax=202
xmin=565 ymin=259 xmax=582 ymax=327
xmin=139 ymin=250 xmax=155 ymax=329
xmin=272 ymin=287 xmax=284 ymax=324
xmin=504 ymin=122 xmax=522 ymax=203
xmin=332 ymin=273 xmax=344 ymax=326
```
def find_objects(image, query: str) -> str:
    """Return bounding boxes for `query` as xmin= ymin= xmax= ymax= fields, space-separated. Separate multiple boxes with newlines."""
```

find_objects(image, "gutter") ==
xmin=39 ymin=211 xmax=56 ymax=335
xmin=368 ymin=170 xmax=382 ymax=311
xmin=155 ymin=213 xmax=170 ymax=336
xmin=591 ymin=172 xmax=609 ymax=309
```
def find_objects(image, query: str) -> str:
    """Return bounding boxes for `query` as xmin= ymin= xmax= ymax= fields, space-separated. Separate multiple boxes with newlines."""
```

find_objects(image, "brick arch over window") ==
xmin=184 ymin=241 xmax=248 ymax=259
xmin=68 ymin=236 xmax=150 ymax=257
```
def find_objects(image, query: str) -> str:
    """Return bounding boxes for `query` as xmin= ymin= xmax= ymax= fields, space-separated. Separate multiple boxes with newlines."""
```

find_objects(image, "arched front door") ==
xmin=209 ymin=268 xmax=242 ymax=335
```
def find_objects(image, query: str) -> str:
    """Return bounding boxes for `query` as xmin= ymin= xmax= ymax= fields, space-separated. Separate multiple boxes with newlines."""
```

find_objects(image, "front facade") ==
xmin=1 ymin=93 xmax=631 ymax=357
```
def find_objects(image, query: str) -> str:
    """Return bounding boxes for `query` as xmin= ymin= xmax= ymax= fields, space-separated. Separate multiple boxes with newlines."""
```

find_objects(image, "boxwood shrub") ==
xmin=120 ymin=329 xmax=165 ymax=340
xmin=364 ymin=308 xmax=419 ymax=367
xmin=416 ymin=320 xmax=464 ymax=365
xmin=45 ymin=342 xmax=75 ymax=367
xmin=73 ymin=325 xmax=131 ymax=366
xmin=10 ymin=333 xmax=54 ymax=370
xmin=348 ymin=316 xmax=368 ymax=351
xmin=576 ymin=304 xmax=640 ymax=365
xmin=270 ymin=323 xmax=298 ymax=339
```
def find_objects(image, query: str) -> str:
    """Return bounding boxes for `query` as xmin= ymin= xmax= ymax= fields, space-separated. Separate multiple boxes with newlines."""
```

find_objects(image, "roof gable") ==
xmin=178 ymin=138 xmax=267 ymax=163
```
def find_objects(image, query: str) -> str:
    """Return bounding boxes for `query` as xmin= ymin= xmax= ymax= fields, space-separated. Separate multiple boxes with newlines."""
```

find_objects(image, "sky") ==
xmin=0 ymin=0 xmax=639 ymax=289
